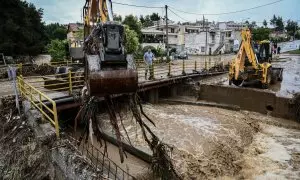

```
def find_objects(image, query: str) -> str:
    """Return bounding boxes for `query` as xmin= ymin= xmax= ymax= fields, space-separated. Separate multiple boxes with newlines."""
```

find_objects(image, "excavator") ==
xmin=82 ymin=0 xmax=137 ymax=97
xmin=229 ymin=28 xmax=283 ymax=89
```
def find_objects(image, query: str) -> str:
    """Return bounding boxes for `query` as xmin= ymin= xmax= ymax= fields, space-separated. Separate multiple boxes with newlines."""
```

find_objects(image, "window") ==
xmin=201 ymin=46 xmax=205 ymax=52
xmin=171 ymin=28 xmax=175 ymax=33
xmin=226 ymin=32 xmax=232 ymax=37
xmin=211 ymin=35 xmax=215 ymax=41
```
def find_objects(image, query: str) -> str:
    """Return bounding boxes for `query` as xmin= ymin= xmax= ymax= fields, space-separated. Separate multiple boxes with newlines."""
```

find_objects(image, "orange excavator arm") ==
xmin=83 ymin=0 xmax=113 ymax=38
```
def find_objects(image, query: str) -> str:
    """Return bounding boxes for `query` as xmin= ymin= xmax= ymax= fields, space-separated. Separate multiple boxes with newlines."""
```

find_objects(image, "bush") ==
xmin=46 ymin=39 xmax=68 ymax=62
xmin=124 ymin=25 xmax=139 ymax=54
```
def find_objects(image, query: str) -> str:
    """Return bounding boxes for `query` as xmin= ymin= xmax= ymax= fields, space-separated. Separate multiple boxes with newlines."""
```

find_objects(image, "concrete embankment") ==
xmin=197 ymin=84 xmax=296 ymax=121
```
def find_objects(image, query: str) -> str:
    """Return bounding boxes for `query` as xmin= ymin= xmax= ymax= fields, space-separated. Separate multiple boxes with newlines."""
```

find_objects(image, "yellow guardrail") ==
xmin=23 ymin=71 xmax=85 ymax=94
xmin=50 ymin=60 xmax=84 ymax=67
xmin=17 ymin=71 xmax=85 ymax=138
xmin=137 ymin=59 xmax=226 ymax=81
xmin=18 ymin=75 xmax=60 ymax=138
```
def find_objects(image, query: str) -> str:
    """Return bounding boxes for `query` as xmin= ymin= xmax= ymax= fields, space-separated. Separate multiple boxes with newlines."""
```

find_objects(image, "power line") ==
xmin=168 ymin=8 xmax=189 ymax=22
xmin=169 ymin=0 xmax=284 ymax=16
xmin=113 ymin=1 xmax=163 ymax=9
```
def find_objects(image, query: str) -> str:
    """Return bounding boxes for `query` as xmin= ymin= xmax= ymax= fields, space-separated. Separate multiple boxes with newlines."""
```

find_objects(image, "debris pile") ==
xmin=20 ymin=64 xmax=56 ymax=76
xmin=0 ymin=96 xmax=52 ymax=179
xmin=75 ymin=94 xmax=181 ymax=179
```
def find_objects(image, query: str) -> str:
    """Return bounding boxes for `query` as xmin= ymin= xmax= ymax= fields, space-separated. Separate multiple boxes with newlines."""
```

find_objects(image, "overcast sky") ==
xmin=25 ymin=0 xmax=300 ymax=25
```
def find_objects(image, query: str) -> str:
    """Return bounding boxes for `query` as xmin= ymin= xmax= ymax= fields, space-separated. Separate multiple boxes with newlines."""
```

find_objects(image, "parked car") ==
xmin=176 ymin=51 xmax=188 ymax=59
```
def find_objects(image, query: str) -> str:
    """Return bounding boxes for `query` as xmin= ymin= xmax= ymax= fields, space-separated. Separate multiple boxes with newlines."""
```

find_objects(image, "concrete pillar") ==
xmin=149 ymin=89 xmax=159 ymax=104
xmin=170 ymin=86 xmax=177 ymax=97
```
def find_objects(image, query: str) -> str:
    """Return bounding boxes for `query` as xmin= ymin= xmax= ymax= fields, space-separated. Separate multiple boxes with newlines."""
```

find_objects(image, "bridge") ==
xmin=17 ymin=56 xmax=232 ymax=138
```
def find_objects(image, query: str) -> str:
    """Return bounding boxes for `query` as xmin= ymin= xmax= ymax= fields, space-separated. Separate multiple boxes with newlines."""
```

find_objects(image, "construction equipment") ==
xmin=82 ymin=0 xmax=138 ymax=96
xmin=229 ymin=28 xmax=283 ymax=89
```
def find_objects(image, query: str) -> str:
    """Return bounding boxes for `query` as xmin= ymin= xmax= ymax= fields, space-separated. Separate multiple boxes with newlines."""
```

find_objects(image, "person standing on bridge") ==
xmin=144 ymin=49 xmax=154 ymax=80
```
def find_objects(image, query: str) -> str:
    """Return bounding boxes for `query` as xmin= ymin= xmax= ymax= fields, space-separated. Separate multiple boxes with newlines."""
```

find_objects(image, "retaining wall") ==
xmin=198 ymin=85 xmax=296 ymax=120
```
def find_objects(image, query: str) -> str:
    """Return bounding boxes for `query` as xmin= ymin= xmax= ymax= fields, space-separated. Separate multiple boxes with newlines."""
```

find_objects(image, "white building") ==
xmin=141 ymin=21 xmax=244 ymax=55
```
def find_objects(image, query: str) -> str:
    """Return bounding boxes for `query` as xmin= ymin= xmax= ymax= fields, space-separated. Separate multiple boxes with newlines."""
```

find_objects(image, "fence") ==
xmin=137 ymin=59 xmax=227 ymax=81
xmin=21 ymin=71 xmax=85 ymax=95
xmin=68 ymin=136 xmax=136 ymax=180
xmin=50 ymin=60 xmax=84 ymax=67
xmin=17 ymin=75 xmax=60 ymax=137
xmin=17 ymin=71 xmax=85 ymax=138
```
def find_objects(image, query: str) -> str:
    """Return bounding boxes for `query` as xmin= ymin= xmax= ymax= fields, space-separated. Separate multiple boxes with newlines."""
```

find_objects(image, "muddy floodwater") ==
xmin=98 ymin=102 xmax=300 ymax=179
xmin=270 ymin=55 xmax=300 ymax=97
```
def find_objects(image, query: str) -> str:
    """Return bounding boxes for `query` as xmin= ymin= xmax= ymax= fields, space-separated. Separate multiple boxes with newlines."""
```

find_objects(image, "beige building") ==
xmin=67 ymin=23 xmax=84 ymax=48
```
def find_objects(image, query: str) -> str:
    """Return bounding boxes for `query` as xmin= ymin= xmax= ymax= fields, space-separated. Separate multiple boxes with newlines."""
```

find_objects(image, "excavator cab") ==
xmin=83 ymin=0 xmax=138 ymax=97
xmin=256 ymin=40 xmax=271 ymax=64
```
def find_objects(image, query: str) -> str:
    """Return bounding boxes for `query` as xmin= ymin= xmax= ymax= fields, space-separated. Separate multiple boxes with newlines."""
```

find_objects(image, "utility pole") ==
xmin=205 ymin=16 xmax=208 ymax=55
xmin=165 ymin=5 xmax=169 ymax=58
xmin=202 ymin=15 xmax=205 ymax=32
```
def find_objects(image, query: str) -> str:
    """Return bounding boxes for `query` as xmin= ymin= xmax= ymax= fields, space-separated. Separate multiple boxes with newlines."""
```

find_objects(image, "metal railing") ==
xmin=50 ymin=60 xmax=84 ymax=67
xmin=17 ymin=75 xmax=60 ymax=137
xmin=67 ymin=136 xmax=136 ymax=180
xmin=137 ymin=59 xmax=227 ymax=81
xmin=17 ymin=71 xmax=85 ymax=138
xmin=22 ymin=71 xmax=85 ymax=95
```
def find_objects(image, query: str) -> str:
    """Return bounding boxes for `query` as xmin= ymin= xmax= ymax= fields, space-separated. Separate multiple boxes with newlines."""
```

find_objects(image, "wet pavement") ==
xmin=270 ymin=55 xmax=300 ymax=98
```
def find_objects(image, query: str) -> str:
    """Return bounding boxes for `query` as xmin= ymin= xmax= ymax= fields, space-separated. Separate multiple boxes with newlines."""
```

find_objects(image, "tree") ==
xmin=252 ymin=27 xmax=271 ymax=41
xmin=124 ymin=25 xmax=139 ymax=54
xmin=285 ymin=20 xmax=298 ymax=37
xmin=150 ymin=13 xmax=160 ymax=21
xmin=143 ymin=15 xmax=154 ymax=27
xmin=123 ymin=15 xmax=142 ymax=41
xmin=46 ymin=39 xmax=68 ymax=61
xmin=249 ymin=21 xmax=257 ymax=29
xmin=245 ymin=20 xmax=250 ymax=27
xmin=139 ymin=15 xmax=145 ymax=25
xmin=275 ymin=16 xmax=284 ymax=31
xmin=270 ymin=15 xmax=277 ymax=26
xmin=45 ymin=23 xmax=67 ymax=42
xmin=0 ymin=0 xmax=47 ymax=56
xmin=113 ymin=14 xmax=122 ymax=22
xmin=270 ymin=15 xmax=284 ymax=31
xmin=263 ymin=19 xmax=268 ymax=28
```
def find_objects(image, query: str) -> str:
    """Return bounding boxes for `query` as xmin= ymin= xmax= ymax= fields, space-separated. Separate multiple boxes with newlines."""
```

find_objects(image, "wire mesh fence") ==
xmin=68 ymin=137 xmax=136 ymax=180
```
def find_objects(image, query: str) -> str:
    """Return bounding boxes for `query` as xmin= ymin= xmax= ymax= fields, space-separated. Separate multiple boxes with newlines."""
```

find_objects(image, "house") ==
xmin=67 ymin=23 xmax=84 ymax=48
xmin=270 ymin=31 xmax=288 ymax=40
xmin=141 ymin=21 xmax=244 ymax=55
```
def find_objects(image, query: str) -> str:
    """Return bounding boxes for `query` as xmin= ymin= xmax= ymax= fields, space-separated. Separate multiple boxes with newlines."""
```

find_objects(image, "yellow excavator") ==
xmin=229 ymin=28 xmax=283 ymax=89
xmin=82 ymin=0 xmax=138 ymax=96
